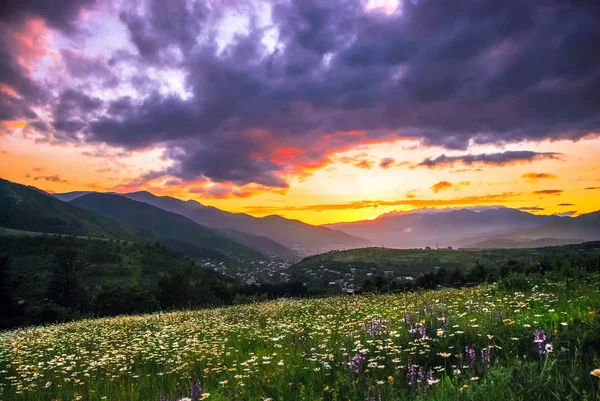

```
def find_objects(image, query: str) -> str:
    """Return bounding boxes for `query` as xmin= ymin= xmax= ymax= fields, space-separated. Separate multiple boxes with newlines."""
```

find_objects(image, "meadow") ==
xmin=1 ymin=274 xmax=600 ymax=401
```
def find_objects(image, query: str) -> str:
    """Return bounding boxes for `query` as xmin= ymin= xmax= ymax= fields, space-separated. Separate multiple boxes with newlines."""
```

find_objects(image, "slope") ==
xmin=71 ymin=193 xmax=264 ymax=260
xmin=0 ymin=178 xmax=144 ymax=240
xmin=123 ymin=191 xmax=369 ymax=252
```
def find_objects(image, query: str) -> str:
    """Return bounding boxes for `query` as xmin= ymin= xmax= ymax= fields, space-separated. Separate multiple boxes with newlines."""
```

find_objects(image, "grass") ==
xmin=1 ymin=274 xmax=600 ymax=400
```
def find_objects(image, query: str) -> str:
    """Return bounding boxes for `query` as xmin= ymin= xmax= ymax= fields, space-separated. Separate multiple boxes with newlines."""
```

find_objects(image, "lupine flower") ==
xmin=465 ymin=346 xmax=476 ymax=368
xmin=348 ymin=354 xmax=365 ymax=373
xmin=408 ymin=364 xmax=418 ymax=386
xmin=190 ymin=380 xmax=202 ymax=401
xmin=419 ymin=366 xmax=426 ymax=385
xmin=533 ymin=329 xmax=548 ymax=356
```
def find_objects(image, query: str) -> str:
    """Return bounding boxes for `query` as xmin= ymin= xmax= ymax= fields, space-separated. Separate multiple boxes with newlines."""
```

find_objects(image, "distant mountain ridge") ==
xmin=325 ymin=207 xmax=600 ymax=249
xmin=121 ymin=191 xmax=369 ymax=253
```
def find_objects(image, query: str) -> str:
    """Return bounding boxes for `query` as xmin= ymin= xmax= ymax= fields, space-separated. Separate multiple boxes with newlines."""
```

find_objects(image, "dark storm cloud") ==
xmin=0 ymin=0 xmax=95 ymax=129
xmin=6 ymin=0 xmax=600 ymax=188
xmin=0 ymin=0 xmax=95 ymax=33
xmin=52 ymin=89 xmax=103 ymax=136
xmin=418 ymin=151 xmax=562 ymax=168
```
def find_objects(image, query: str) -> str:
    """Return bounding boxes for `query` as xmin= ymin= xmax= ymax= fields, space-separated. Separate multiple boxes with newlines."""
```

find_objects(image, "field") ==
xmin=1 ymin=275 xmax=600 ymax=401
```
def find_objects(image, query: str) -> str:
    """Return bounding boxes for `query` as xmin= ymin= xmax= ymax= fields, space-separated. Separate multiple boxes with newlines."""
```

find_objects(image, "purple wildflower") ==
xmin=364 ymin=319 xmax=389 ymax=336
xmin=190 ymin=380 xmax=202 ymax=401
xmin=404 ymin=313 xmax=411 ymax=325
xmin=348 ymin=354 xmax=365 ymax=373
xmin=465 ymin=346 xmax=476 ymax=368
xmin=534 ymin=329 xmax=548 ymax=356
xmin=408 ymin=364 xmax=418 ymax=386
xmin=427 ymin=368 xmax=434 ymax=385
xmin=419 ymin=366 xmax=426 ymax=385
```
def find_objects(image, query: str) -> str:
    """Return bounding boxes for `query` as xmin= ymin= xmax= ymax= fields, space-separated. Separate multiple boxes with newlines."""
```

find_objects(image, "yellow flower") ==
xmin=460 ymin=384 xmax=469 ymax=392
xmin=439 ymin=352 xmax=452 ymax=358
xmin=471 ymin=376 xmax=479 ymax=381
xmin=388 ymin=376 xmax=394 ymax=383
xmin=591 ymin=369 xmax=600 ymax=377
xmin=324 ymin=386 xmax=330 ymax=391
xmin=201 ymin=394 xmax=210 ymax=400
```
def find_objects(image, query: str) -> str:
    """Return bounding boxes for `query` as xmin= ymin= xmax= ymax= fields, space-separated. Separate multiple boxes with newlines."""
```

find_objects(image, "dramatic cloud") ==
xmin=2 ymin=0 xmax=600 ymax=190
xmin=585 ymin=187 xmax=600 ymax=190
xmin=533 ymin=189 xmax=563 ymax=196
xmin=558 ymin=203 xmax=575 ymax=206
xmin=521 ymin=172 xmax=557 ymax=182
xmin=519 ymin=206 xmax=545 ymax=211
xmin=379 ymin=158 xmax=395 ymax=169
xmin=418 ymin=151 xmax=562 ymax=169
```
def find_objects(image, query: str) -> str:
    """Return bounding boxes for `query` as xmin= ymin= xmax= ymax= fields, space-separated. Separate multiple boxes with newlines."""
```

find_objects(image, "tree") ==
xmin=0 ymin=255 xmax=16 ymax=326
xmin=94 ymin=285 xmax=159 ymax=316
xmin=48 ymin=249 xmax=88 ymax=309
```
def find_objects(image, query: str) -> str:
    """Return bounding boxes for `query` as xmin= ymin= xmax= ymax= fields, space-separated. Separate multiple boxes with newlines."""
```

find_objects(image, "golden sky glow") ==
xmin=2 ymin=130 xmax=599 ymax=225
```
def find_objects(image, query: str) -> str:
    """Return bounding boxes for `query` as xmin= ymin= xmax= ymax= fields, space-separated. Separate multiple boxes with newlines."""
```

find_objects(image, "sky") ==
xmin=1 ymin=0 xmax=599 ymax=225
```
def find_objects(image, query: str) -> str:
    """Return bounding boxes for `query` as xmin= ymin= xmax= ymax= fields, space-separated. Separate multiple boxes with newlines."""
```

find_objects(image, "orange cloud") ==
xmin=430 ymin=181 xmax=470 ymax=193
xmin=533 ymin=189 xmax=563 ymax=196
xmin=353 ymin=159 xmax=373 ymax=169
xmin=521 ymin=172 xmax=557 ymax=182
xmin=430 ymin=181 xmax=453 ymax=193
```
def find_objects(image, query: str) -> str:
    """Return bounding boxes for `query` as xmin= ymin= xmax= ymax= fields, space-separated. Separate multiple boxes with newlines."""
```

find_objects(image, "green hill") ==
xmin=0 ymin=235 xmax=238 ymax=327
xmin=71 ymin=193 xmax=265 ymax=261
xmin=0 ymin=178 xmax=144 ymax=240
xmin=288 ymin=242 xmax=600 ymax=290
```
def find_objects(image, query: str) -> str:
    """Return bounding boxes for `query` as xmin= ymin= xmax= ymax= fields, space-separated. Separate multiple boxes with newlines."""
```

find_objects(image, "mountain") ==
xmin=54 ymin=191 xmax=97 ymax=202
xmin=71 ymin=193 xmax=264 ymax=260
xmin=325 ymin=207 xmax=575 ymax=248
xmin=0 ymin=178 xmax=144 ymax=240
xmin=122 ymin=191 xmax=369 ymax=253
xmin=215 ymin=228 xmax=298 ymax=258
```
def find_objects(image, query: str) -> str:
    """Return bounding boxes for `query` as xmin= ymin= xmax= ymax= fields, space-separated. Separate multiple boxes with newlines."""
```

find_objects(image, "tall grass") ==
xmin=1 ymin=275 xmax=599 ymax=400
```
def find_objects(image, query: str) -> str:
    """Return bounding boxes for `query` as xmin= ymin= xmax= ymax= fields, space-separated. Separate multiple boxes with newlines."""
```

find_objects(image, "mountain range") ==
xmin=325 ymin=206 xmax=600 ymax=248
xmin=95 ymin=190 xmax=367 ymax=253
xmin=3 ymin=177 xmax=599 ymax=259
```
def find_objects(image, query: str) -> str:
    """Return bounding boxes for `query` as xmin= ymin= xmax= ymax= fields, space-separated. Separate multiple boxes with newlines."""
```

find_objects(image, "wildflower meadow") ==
xmin=1 ymin=275 xmax=600 ymax=401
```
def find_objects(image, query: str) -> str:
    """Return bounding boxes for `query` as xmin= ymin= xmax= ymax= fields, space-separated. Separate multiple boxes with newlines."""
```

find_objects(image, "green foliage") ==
xmin=290 ymin=243 xmax=600 ymax=291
